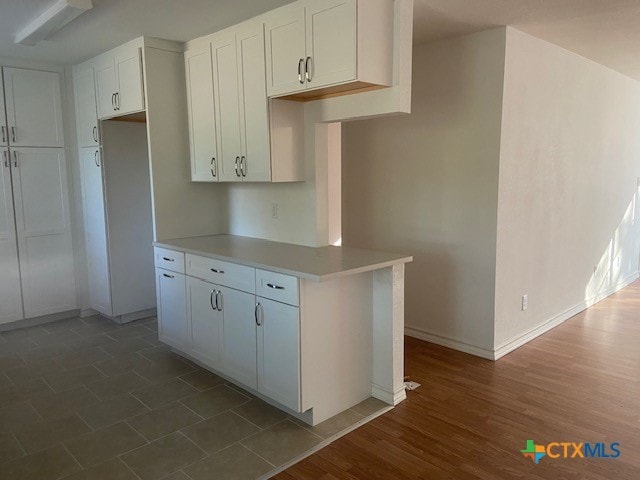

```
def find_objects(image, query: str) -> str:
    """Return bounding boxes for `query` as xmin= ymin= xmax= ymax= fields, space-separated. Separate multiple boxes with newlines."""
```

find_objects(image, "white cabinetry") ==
xmin=220 ymin=286 xmax=258 ymax=388
xmin=257 ymin=297 xmax=300 ymax=411
xmin=95 ymin=45 xmax=145 ymax=119
xmin=185 ymin=24 xmax=304 ymax=183
xmin=188 ymin=276 xmax=223 ymax=370
xmin=185 ymin=47 xmax=219 ymax=182
xmin=0 ymin=148 xmax=23 ymax=323
xmin=80 ymin=148 xmax=111 ymax=315
xmin=73 ymin=67 xmax=100 ymax=147
xmin=3 ymin=68 xmax=64 ymax=147
xmin=12 ymin=148 xmax=75 ymax=317
xmin=156 ymin=268 xmax=189 ymax=349
xmin=265 ymin=0 xmax=394 ymax=100
xmin=0 ymin=66 xmax=76 ymax=325
xmin=155 ymin=247 xmax=301 ymax=410
xmin=77 ymin=121 xmax=156 ymax=321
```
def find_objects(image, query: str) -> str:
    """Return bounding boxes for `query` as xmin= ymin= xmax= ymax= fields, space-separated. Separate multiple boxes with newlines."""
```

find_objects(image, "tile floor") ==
xmin=0 ymin=315 xmax=387 ymax=480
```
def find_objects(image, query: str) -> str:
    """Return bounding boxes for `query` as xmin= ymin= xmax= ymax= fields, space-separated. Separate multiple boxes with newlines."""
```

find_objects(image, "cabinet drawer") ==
xmin=154 ymin=247 xmax=185 ymax=273
xmin=186 ymin=254 xmax=255 ymax=293
xmin=256 ymin=269 xmax=299 ymax=306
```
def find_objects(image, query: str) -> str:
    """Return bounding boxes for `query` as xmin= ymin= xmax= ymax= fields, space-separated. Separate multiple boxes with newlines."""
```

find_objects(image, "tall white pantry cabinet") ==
xmin=0 ymin=67 xmax=76 ymax=325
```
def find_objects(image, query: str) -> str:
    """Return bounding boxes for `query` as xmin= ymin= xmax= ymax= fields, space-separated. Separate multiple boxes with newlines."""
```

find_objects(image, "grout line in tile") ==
xmin=227 ymin=408 xmax=265 ymax=431
xmin=10 ymin=431 xmax=27 ymax=457
xmin=61 ymin=442 xmax=84 ymax=471
xmin=239 ymin=441 xmax=277 ymax=468
xmin=124 ymin=420 xmax=150 ymax=443
xmin=119 ymin=457 xmax=144 ymax=480
xmin=178 ymin=400 xmax=206 ymax=421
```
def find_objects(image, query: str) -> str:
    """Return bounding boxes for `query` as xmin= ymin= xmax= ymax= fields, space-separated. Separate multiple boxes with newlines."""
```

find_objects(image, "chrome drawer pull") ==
xmin=162 ymin=257 xmax=174 ymax=262
xmin=210 ymin=268 xmax=225 ymax=274
xmin=163 ymin=273 xmax=174 ymax=279
xmin=266 ymin=283 xmax=285 ymax=290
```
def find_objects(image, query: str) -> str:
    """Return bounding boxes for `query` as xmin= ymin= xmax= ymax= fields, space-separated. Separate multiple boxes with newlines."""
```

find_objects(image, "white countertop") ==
xmin=154 ymin=234 xmax=412 ymax=281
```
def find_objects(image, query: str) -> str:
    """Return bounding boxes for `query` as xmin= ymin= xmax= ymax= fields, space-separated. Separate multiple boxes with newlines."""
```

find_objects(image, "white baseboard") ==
xmin=79 ymin=308 xmax=99 ymax=318
xmin=371 ymin=383 xmax=407 ymax=405
xmin=493 ymin=270 xmax=639 ymax=360
xmin=404 ymin=327 xmax=495 ymax=360
xmin=405 ymin=270 xmax=639 ymax=361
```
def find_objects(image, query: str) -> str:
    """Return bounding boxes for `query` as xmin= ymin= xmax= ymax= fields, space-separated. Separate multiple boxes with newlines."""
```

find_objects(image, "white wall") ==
xmin=342 ymin=28 xmax=506 ymax=354
xmin=494 ymin=28 xmax=640 ymax=350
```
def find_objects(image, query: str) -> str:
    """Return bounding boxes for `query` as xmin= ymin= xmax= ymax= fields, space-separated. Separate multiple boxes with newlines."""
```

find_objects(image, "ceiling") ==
xmin=2 ymin=0 xmax=640 ymax=80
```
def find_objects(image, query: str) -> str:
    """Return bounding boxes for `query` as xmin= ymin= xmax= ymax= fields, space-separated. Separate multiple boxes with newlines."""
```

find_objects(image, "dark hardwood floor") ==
xmin=277 ymin=282 xmax=640 ymax=479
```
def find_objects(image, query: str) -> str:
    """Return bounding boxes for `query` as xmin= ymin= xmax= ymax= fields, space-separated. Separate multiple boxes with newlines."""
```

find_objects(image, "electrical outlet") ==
xmin=271 ymin=203 xmax=279 ymax=219
xmin=522 ymin=294 xmax=528 ymax=311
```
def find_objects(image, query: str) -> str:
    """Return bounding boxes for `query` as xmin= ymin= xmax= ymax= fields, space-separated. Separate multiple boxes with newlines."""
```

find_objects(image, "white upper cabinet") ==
xmin=74 ymin=67 xmax=100 ymax=147
xmin=3 ymin=68 xmax=64 ymax=147
xmin=95 ymin=44 xmax=145 ymax=119
xmin=212 ymin=33 xmax=243 ymax=183
xmin=305 ymin=0 xmax=356 ymax=88
xmin=264 ymin=7 xmax=307 ymax=97
xmin=237 ymin=24 xmax=271 ymax=182
xmin=185 ymin=23 xmax=303 ymax=183
xmin=185 ymin=47 xmax=219 ymax=182
xmin=265 ymin=0 xmax=394 ymax=100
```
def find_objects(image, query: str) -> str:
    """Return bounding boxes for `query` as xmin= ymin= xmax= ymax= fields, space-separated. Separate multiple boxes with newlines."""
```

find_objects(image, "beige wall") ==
xmin=494 ymin=28 xmax=640 ymax=349
xmin=343 ymin=28 xmax=506 ymax=353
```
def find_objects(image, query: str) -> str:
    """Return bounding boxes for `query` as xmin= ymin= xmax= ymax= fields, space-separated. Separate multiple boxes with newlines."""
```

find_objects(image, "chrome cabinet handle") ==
xmin=116 ymin=92 xmax=120 ymax=111
xmin=305 ymin=57 xmax=313 ymax=82
xmin=111 ymin=93 xmax=116 ymax=111
xmin=92 ymin=126 xmax=98 ymax=143
xmin=12 ymin=151 xmax=18 ymax=168
xmin=11 ymin=127 xmax=16 ymax=143
xmin=94 ymin=150 xmax=100 ymax=167
xmin=163 ymin=273 xmax=174 ymax=279
xmin=216 ymin=290 xmax=222 ymax=311
xmin=210 ymin=157 xmax=217 ymax=177
xmin=240 ymin=156 xmax=246 ymax=177
xmin=210 ymin=268 xmax=225 ymax=274
xmin=266 ymin=283 xmax=285 ymax=290
xmin=255 ymin=302 xmax=262 ymax=326
xmin=210 ymin=289 xmax=215 ymax=310
xmin=162 ymin=257 xmax=174 ymax=262
xmin=234 ymin=157 xmax=240 ymax=177
xmin=2 ymin=151 xmax=7 ymax=168
xmin=1 ymin=126 xmax=5 ymax=143
xmin=298 ymin=58 xmax=305 ymax=84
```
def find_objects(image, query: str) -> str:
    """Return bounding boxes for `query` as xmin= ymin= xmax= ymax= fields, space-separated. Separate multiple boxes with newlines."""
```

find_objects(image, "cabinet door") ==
xmin=305 ymin=0 xmax=357 ymax=89
xmin=0 ymin=80 xmax=7 ymax=147
xmin=212 ymin=34 xmax=243 ymax=182
xmin=115 ymin=48 xmax=145 ymax=115
xmin=0 ymin=149 xmax=23 ymax=324
xmin=221 ymin=286 xmax=257 ymax=389
xmin=188 ymin=277 xmax=223 ymax=370
xmin=237 ymin=25 xmax=271 ymax=182
xmin=95 ymin=57 xmax=118 ymax=119
xmin=3 ymin=68 xmax=64 ymax=147
xmin=156 ymin=268 xmax=189 ymax=349
xmin=74 ymin=68 xmax=100 ymax=147
xmin=257 ymin=298 xmax=300 ymax=411
xmin=80 ymin=148 xmax=112 ymax=316
xmin=11 ymin=148 xmax=76 ymax=318
xmin=265 ymin=7 xmax=307 ymax=97
xmin=185 ymin=47 xmax=219 ymax=182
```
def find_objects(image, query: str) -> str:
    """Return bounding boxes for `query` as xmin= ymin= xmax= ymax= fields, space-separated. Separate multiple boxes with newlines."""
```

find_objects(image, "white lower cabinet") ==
xmin=188 ymin=276 xmax=223 ymax=370
xmin=257 ymin=297 xmax=300 ymax=411
xmin=155 ymin=248 xmax=302 ymax=412
xmin=220 ymin=286 xmax=258 ymax=389
xmin=156 ymin=268 xmax=189 ymax=349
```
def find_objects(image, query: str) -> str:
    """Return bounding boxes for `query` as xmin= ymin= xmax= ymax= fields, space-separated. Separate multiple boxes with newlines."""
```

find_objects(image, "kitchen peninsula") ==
xmin=153 ymin=234 xmax=412 ymax=425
